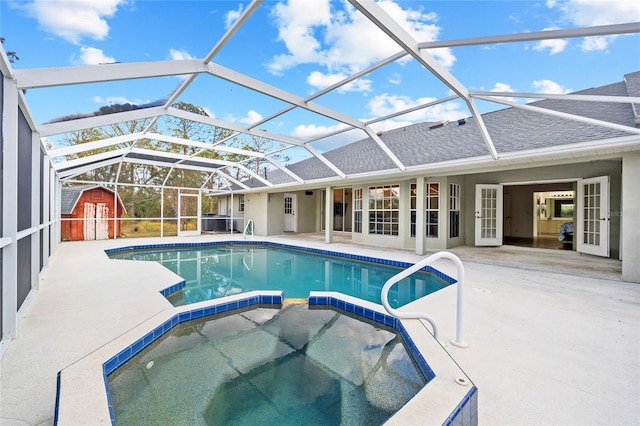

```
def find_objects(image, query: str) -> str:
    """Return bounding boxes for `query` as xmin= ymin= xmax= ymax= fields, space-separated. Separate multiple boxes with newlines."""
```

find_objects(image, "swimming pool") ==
xmin=107 ymin=303 xmax=428 ymax=425
xmin=107 ymin=242 xmax=453 ymax=308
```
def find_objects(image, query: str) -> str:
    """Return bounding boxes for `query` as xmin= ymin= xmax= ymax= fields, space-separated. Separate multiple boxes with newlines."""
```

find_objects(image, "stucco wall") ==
xmin=622 ymin=151 xmax=640 ymax=283
xmin=296 ymin=190 xmax=318 ymax=233
xmin=267 ymin=193 xmax=284 ymax=235
xmin=244 ymin=193 xmax=268 ymax=236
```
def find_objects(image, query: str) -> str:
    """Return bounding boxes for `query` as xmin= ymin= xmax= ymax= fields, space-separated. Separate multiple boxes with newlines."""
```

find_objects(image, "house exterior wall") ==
xmin=246 ymin=158 xmax=627 ymax=271
xmin=244 ymin=192 xmax=285 ymax=236
xmin=296 ymin=190 xmax=318 ymax=233
xmin=244 ymin=193 xmax=267 ymax=235
xmin=266 ymin=193 xmax=284 ymax=235
xmin=622 ymin=151 xmax=640 ymax=282
xmin=219 ymin=194 xmax=245 ymax=218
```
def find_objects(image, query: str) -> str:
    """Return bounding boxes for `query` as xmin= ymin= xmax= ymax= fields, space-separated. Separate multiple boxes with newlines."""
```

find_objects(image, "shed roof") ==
xmin=61 ymin=185 xmax=126 ymax=215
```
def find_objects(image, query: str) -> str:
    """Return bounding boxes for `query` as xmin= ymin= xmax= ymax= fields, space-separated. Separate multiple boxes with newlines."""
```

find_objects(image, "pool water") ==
xmin=109 ymin=245 xmax=448 ymax=308
xmin=108 ymin=304 xmax=427 ymax=425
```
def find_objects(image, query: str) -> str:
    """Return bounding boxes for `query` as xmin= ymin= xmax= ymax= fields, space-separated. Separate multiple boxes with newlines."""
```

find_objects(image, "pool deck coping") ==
xmin=1 ymin=234 xmax=639 ymax=425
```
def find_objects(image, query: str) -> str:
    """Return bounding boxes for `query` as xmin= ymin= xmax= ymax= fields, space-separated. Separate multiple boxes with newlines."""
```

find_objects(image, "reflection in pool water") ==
xmin=109 ymin=244 xmax=449 ymax=307
xmin=108 ymin=304 xmax=427 ymax=425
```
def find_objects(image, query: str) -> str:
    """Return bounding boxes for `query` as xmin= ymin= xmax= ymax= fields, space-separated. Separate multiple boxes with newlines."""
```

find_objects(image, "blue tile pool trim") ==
xmin=100 ymin=293 xmax=283 ymax=425
xmin=309 ymin=295 xmax=436 ymax=382
xmin=104 ymin=240 xmax=457 ymax=285
xmin=159 ymin=279 xmax=185 ymax=297
xmin=444 ymin=385 xmax=478 ymax=426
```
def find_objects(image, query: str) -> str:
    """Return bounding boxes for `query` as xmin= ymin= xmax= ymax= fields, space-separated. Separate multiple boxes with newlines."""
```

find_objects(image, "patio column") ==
xmin=622 ymin=151 xmax=640 ymax=283
xmin=325 ymin=186 xmax=333 ymax=243
xmin=31 ymin=129 xmax=40 ymax=290
xmin=415 ymin=177 xmax=426 ymax=255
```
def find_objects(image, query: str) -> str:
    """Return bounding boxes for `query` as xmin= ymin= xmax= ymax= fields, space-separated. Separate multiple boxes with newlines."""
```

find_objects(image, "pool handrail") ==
xmin=243 ymin=219 xmax=254 ymax=239
xmin=381 ymin=251 xmax=467 ymax=347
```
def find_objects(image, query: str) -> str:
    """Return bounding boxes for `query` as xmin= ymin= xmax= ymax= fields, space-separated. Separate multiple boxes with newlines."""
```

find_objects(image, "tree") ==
xmin=230 ymin=134 xmax=291 ymax=180
xmin=164 ymin=102 xmax=234 ymax=226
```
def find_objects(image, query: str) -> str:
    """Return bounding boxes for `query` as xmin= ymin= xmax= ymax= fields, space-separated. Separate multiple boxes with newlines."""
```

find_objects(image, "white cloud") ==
xmin=93 ymin=96 xmax=148 ymax=106
xmin=225 ymin=4 xmax=244 ymax=29
xmin=546 ymin=0 xmax=640 ymax=51
xmin=489 ymin=83 xmax=518 ymax=103
xmin=22 ymin=0 xmax=124 ymax=44
xmin=306 ymin=71 xmax=372 ymax=92
xmin=169 ymin=48 xmax=195 ymax=61
xmin=579 ymin=36 xmax=609 ymax=51
xmin=532 ymin=29 xmax=568 ymax=55
xmin=74 ymin=47 xmax=115 ymax=65
xmin=552 ymin=0 xmax=640 ymax=26
xmin=366 ymin=93 xmax=466 ymax=123
xmin=532 ymin=79 xmax=571 ymax=94
xmin=226 ymin=110 xmax=263 ymax=126
xmin=388 ymin=73 xmax=402 ymax=85
xmin=291 ymin=123 xmax=349 ymax=139
xmin=267 ymin=0 xmax=453 ymax=76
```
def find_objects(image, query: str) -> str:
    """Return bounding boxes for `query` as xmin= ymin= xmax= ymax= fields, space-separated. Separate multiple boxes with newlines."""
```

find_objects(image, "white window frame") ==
xmin=449 ymin=183 xmax=460 ymax=238
xmin=426 ymin=182 xmax=439 ymax=238
xmin=368 ymin=184 xmax=400 ymax=236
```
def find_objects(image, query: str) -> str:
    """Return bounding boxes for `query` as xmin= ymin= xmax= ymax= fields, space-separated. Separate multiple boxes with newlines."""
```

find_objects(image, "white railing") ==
xmin=243 ymin=219 xmax=254 ymax=239
xmin=381 ymin=251 xmax=467 ymax=347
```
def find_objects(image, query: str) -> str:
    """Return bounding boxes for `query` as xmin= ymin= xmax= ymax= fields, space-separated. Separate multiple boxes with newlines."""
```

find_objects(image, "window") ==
xmin=449 ymin=183 xmax=460 ymax=238
xmin=368 ymin=184 xmax=399 ymax=236
xmin=353 ymin=188 xmax=363 ymax=233
xmin=284 ymin=196 xmax=292 ymax=214
xmin=410 ymin=183 xmax=417 ymax=237
xmin=239 ymin=195 xmax=245 ymax=212
xmin=426 ymin=183 xmax=439 ymax=238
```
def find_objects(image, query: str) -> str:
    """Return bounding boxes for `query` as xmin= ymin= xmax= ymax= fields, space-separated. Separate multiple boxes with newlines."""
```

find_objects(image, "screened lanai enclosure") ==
xmin=2 ymin=0 xmax=640 ymax=349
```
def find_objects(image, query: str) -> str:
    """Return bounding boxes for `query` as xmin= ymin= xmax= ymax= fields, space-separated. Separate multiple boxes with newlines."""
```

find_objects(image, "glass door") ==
xmin=474 ymin=184 xmax=503 ymax=246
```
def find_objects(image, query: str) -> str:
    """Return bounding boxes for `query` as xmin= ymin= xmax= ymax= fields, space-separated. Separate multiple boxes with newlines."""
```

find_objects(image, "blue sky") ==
xmin=1 ymin=0 xmax=639 ymax=153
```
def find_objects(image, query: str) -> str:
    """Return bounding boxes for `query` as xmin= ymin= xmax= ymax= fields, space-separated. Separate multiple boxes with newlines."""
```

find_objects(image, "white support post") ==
xmin=325 ymin=186 xmax=333 ymax=244
xmin=113 ymin=184 xmax=118 ymax=240
xmin=160 ymin=187 xmax=164 ymax=238
xmin=230 ymin=193 xmax=234 ymax=235
xmin=50 ymin=172 xmax=60 ymax=252
xmin=2 ymin=76 xmax=19 ymax=340
xmin=415 ymin=177 xmax=426 ymax=256
xmin=31 ymin=132 xmax=41 ymax=290
xmin=41 ymin=154 xmax=50 ymax=271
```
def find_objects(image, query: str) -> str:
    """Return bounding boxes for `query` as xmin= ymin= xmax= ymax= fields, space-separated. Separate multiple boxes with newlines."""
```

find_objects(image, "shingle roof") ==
xmin=60 ymin=185 xmax=96 ymax=215
xmin=238 ymin=71 xmax=639 ymax=190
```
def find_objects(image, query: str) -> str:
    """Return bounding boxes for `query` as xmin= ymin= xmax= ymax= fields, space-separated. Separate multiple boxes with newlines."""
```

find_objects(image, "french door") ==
xmin=576 ymin=176 xmax=609 ymax=257
xmin=474 ymin=184 xmax=503 ymax=246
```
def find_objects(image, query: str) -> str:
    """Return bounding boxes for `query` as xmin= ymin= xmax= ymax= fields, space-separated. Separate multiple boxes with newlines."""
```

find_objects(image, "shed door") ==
xmin=474 ymin=184 xmax=503 ymax=246
xmin=95 ymin=203 xmax=109 ymax=240
xmin=84 ymin=203 xmax=96 ymax=241
xmin=577 ymin=176 xmax=609 ymax=257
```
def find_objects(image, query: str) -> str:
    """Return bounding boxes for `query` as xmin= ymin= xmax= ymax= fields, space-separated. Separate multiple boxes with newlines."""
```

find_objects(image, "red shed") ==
xmin=60 ymin=185 xmax=126 ymax=241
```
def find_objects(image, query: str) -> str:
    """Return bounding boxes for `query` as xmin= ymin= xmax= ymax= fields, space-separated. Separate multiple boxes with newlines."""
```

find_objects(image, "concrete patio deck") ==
xmin=1 ymin=234 xmax=638 ymax=425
